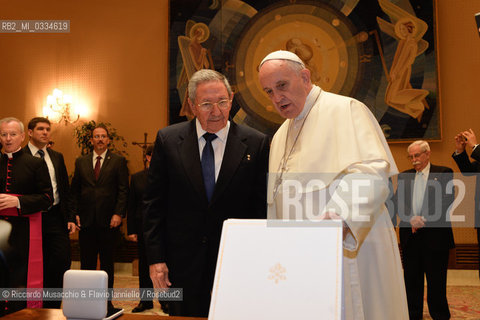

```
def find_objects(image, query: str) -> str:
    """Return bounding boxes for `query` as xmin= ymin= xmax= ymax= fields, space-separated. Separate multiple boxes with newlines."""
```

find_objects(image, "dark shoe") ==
xmin=160 ymin=302 xmax=169 ymax=314
xmin=131 ymin=302 xmax=153 ymax=313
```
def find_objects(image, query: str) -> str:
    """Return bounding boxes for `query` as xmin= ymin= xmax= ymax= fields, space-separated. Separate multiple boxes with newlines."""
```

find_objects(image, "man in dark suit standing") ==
xmin=393 ymin=140 xmax=454 ymax=320
xmin=0 ymin=117 xmax=53 ymax=314
xmin=128 ymin=145 xmax=168 ymax=313
xmin=452 ymin=128 xmax=480 ymax=279
xmin=69 ymin=124 xmax=129 ymax=314
xmin=24 ymin=117 xmax=73 ymax=308
xmin=143 ymin=69 xmax=269 ymax=317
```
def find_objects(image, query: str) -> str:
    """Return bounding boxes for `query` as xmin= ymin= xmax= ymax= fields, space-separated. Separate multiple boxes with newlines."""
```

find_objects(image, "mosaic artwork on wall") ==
xmin=169 ymin=0 xmax=440 ymax=141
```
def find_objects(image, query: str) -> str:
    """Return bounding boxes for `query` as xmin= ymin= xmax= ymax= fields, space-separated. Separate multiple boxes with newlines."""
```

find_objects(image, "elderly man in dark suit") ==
xmin=393 ymin=140 xmax=454 ymax=320
xmin=69 ymin=124 xmax=129 ymax=315
xmin=143 ymin=69 xmax=269 ymax=317
xmin=0 ymin=117 xmax=53 ymax=314
xmin=23 ymin=117 xmax=72 ymax=308
xmin=452 ymin=129 xmax=480 ymax=279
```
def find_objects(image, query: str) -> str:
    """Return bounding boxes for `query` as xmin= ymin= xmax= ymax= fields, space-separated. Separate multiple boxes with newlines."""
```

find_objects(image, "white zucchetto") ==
xmin=259 ymin=50 xmax=306 ymax=68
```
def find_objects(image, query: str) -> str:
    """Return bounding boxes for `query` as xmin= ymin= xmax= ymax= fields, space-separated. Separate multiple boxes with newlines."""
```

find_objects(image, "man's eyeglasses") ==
xmin=407 ymin=151 xmax=426 ymax=160
xmin=93 ymin=135 xmax=108 ymax=139
xmin=197 ymin=99 xmax=231 ymax=111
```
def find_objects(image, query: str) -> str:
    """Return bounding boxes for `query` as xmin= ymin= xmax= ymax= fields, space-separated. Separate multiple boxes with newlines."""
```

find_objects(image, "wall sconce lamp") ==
xmin=42 ymin=88 xmax=80 ymax=125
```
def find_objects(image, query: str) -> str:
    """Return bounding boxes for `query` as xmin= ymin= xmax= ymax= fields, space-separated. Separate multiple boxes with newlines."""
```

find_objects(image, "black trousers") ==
xmin=168 ymin=263 xmax=213 ymax=317
xmin=403 ymin=242 xmax=450 ymax=320
xmin=42 ymin=205 xmax=71 ymax=308
xmin=79 ymin=226 xmax=119 ymax=289
xmin=137 ymin=230 xmax=154 ymax=304
xmin=168 ymin=288 xmax=211 ymax=317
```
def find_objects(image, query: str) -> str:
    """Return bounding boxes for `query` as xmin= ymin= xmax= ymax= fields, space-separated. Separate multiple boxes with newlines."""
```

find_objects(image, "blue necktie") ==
xmin=413 ymin=172 xmax=426 ymax=215
xmin=37 ymin=149 xmax=45 ymax=158
xmin=202 ymin=133 xmax=217 ymax=202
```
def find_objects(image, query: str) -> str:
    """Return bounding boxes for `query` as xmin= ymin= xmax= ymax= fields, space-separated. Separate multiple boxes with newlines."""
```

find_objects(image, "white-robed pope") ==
xmin=258 ymin=50 xmax=408 ymax=320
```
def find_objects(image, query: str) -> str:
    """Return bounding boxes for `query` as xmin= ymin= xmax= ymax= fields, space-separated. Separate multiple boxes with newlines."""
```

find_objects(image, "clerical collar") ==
xmin=295 ymin=85 xmax=321 ymax=121
xmin=5 ymin=147 xmax=22 ymax=159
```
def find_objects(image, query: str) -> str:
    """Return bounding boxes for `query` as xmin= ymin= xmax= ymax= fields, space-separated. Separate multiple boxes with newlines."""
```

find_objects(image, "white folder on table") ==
xmin=209 ymin=219 xmax=343 ymax=320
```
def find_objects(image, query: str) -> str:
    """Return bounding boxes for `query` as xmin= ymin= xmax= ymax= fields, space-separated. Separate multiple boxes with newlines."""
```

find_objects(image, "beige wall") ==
xmin=0 ymin=0 xmax=169 ymax=174
xmin=1 ymin=0 xmax=479 ymax=242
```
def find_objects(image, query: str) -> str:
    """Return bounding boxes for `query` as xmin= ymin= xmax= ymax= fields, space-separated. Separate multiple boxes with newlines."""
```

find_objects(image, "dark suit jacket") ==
xmin=0 ymin=149 xmax=53 ymax=288
xmin=143 ymin=120 xmax=269 ymax=291
xmin=393 ymin=164 xmax=455 ymax=251
xmin=127 ymin=169 xmax=147 ymax=236
xmin=69 ymin=150 xmax=129 ymax=229
xmin=452 ymin=148 xmax=480 ymax=228
xmin=0 ymin=149 xmax=53 ymax=214
xmin=23 ymin=145 xmax=71 ymax=227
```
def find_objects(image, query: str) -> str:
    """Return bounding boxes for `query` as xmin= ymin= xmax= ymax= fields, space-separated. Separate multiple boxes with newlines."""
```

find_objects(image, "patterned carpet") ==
xmin=436 ymin=286 xmax=480 ymax=320
xmin=112 ymin=273 xmax=480 ymax=318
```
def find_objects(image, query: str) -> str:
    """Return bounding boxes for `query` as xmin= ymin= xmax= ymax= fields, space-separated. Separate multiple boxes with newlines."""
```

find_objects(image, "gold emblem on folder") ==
xmin=268 ymin=263 xmax=286 ymax=284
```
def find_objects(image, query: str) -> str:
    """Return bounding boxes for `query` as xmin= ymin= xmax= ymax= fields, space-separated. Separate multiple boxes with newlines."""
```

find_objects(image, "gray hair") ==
xmin=188 ymin=69 xmax=232 ymax=101
xmin=283 ymin=59 xmax=306 ymax=76
xmin=0 ymin=117 xmax=24 ymax=133
xmin=407 ymin=140 xmax=430 ymax=153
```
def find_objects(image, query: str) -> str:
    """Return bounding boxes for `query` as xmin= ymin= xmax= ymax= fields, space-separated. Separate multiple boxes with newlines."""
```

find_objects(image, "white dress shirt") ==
xmin=28 ymin=142 xmax=59 ymax=206
xmin=93 ymin=149 xmax=108 ymax=170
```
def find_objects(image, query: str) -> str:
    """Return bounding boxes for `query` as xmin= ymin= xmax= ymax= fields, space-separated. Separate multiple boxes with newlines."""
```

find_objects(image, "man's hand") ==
xmin=149 ymin=263 xmax=171 ymax=289
xmin=110 ymin=214 xmax=122 ymax=228
xmin=75 ymin=215 xmax=81 ymax=228
xmin=128 ymin=234 xmax=138 ymax=242
xmin=0 ymin=194 xmax=19 ymax=210
xmin=462 ymin=129 xmax=478 ymax=149
xmin=67 ymin=222 xmax=79 ymax=234
xmin=410 ymin=216 xmax=425 ymax=233
xmin=454 ymin=133 xmax=466 ymax=153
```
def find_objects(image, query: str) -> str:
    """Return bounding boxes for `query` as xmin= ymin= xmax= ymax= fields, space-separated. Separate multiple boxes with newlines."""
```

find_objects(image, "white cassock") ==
xmin=268 ymin=85 xmax=408 ymax=320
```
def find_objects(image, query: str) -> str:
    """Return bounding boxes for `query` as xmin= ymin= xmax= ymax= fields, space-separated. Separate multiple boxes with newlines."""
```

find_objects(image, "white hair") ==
xmin=0 ymin=117 xmax=24 ymax=133
xmin=407 ymin=140 xmax=430 ymax=153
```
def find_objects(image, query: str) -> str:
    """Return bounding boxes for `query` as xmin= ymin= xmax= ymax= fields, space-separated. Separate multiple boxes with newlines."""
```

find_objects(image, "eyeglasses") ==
xmin=407 ymin=151 xmax=426 ymax=160
xmin=93 ymin=134 xmax=108 ymax=139
xmin=197 ymin=99 xmax=231 ymax=111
